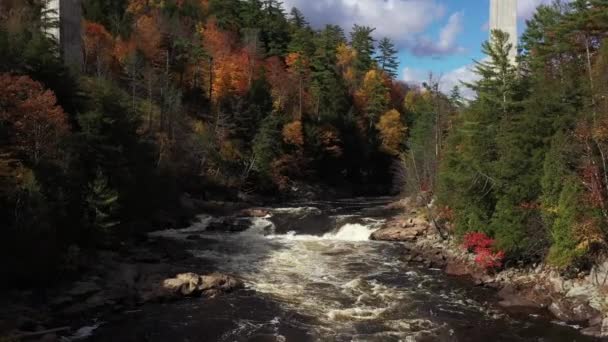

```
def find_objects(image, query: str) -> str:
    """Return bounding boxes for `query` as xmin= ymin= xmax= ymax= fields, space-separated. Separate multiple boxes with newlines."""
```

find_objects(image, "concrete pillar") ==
xmin=490 ymin=0 xmax=518 ymax=64
xmin=59 ymin=0 xmax=83 ymax=70
xmin=45 ymin=0 xmax=83 ymax=70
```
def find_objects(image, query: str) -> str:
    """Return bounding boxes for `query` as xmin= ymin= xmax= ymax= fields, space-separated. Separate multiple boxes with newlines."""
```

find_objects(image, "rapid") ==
xmin=91 ymin=198 xmax=597 ymax=341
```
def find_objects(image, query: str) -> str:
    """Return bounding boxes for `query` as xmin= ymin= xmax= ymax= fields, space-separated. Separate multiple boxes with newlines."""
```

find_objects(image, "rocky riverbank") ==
xmin=0 ymin=234 xmax=243 ymax=342
xmin=371 ymin=200 xmax=608 ymax=339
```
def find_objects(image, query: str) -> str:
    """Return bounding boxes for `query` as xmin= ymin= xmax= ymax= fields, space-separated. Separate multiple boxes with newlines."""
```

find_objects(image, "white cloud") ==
xmin=402 ymin=64 xmax=479 ymax=100
xmin=439 ymin=64 xmax=479 ymax=100
xmin=411 ymin=11 xmax=466 ymax=57
xmin=281 ymin=0 xmax=451 ymax=51
xmin=518 ymin=0 xmax=570 ymax=20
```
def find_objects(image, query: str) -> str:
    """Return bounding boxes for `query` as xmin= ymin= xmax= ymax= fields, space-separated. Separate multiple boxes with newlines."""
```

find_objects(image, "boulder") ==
xmin=548 ymin=298 xmax=600 ymax=322
xmin=148 ymin=272 xmax=244 ymax=301
xmin=238 ymin=208 xmax=271 ymax=218
xmin=370 ymin=223 xmax=428 ymax=242
xmin=206 ymin=218 xmax=252 ymax=233
xmin=497 ymin=285 xmax=544 ymax=309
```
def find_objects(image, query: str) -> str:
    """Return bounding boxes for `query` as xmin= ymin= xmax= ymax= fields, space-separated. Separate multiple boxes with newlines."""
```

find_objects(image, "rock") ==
xmin=582 ymin=316 xmax=608 ymax=338
xmin=148 ymin=272 xmax=244 ymax=301
xmin=497 ymin=285 xmax=543 ymax=309
xmin=200 ymin=273 xmax=245 ymax=297
xmin=207 ymin=218 xmax=252 ymax=233
xmin=549 ymin=298 xmax=600 ymax=322
xmin=238 ymin=208 xmax=271 ymax=218
xmin=445 ymin=261 xmax=471 ymax=276
xmin=370 ymin=224 xmax=428 ymax=242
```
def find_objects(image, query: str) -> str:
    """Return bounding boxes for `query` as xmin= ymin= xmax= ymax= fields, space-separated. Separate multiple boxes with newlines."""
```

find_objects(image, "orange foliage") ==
xmin=201 ymin=20 xmax=236 ymax=57
xmin=212 ymin=49 xmax=250 ymax=100
xmin=134 ymin=14 xmax=163 ymax=61
xmin=113 ymin=37 xmax=137 ymax=63
xmin=83 ymin=21 xmax=114 ymax=72
xmin=0 ymin=74 xmax=69 ymax=163
xmin=319 ymin=125 xmax=343 ymax=157
xmin=282 ymin=121 xmax=304 ymax=146
xmin=265 ymin=56 xmax=291 ymax=109
xmin=201 ymin=21 xmax=250 ymax=101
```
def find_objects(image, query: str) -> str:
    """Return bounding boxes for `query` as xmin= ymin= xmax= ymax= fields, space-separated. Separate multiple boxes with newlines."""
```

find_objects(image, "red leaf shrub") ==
xmin=474 ymin=249 xmax=505 ymax=269
xmin=462 ymin=232 xmax=505 ymax=270
xmin=462 ymin=232 xmax=494 ymax=252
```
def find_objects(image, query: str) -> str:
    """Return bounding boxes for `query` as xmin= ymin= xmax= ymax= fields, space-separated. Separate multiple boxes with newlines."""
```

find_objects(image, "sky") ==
xmin=280 ymin=0 xmax=557 ymax=98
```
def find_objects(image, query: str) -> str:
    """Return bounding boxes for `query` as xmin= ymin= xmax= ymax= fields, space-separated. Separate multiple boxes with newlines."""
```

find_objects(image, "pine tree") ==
xmin=350 ymin=25 xmax=376 ymax=82
xmin=376 ymin=37 xmax=399 ymax=78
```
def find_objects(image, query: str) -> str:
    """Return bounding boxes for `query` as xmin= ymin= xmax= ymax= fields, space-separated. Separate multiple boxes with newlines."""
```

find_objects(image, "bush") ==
xmin=462 ymin=231 xmax=505 ymax=270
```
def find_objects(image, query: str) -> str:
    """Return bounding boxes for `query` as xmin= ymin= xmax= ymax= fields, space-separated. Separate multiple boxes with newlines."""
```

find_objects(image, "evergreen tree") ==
xmin=376 ymin=37 xmax=399 ymax=78
xmin=350 ymin=25 xmax=376 ymax=81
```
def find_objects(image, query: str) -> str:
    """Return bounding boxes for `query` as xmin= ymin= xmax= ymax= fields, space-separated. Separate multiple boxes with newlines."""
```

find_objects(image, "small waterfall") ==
xmin=321 ymin=223 xmax=379 ymax=241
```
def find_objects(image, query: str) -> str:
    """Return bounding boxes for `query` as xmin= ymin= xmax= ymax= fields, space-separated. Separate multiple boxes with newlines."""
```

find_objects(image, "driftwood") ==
xmin=14 ymin=326 xmax=70 ymax=338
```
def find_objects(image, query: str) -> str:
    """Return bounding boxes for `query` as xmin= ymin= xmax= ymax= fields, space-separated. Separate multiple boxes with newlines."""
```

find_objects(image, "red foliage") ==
xmin=0 ymin=74 xmax=69 ymax=164
xmin=474 ymin=249 xmax=505 ymax=269
xmin=462 ymin=232 xmax=505 ymax=270
xmin=462 ymin=232 xmax=494 ymax=251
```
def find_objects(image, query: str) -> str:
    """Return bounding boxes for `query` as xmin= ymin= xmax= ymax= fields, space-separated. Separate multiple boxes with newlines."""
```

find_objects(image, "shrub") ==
xmin=462 ymin=232 xmax=505 ymax=270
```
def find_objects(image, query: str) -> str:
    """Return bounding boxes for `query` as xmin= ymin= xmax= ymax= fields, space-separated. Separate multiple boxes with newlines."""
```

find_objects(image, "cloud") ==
xmin=518 ymin=0 xmax=570 ymax=20
xmin=410 ymin=11 xmax=466 ymax=57
xmin=402 ymin=64 xmax=479 ymax=100
xmin=439 ymin=64 xmax=479 ymax=99
xmin=282 ymin=0 xmax=466 ymax=57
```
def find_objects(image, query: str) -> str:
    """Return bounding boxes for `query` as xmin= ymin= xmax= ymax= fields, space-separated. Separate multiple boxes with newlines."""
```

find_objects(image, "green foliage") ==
xmin=350 ymin=25 xmax=376 ymax=81
xmin=252 ymin=112 xmax=285 ymax=175
xmin=376 ymin=37 xmax=399 ymax=78
xmin=86 ymin=169 xmax=120 ymax=234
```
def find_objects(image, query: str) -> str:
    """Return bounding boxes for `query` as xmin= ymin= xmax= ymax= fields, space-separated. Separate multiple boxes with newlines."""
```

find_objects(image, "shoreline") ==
xmin=371 ymin=199 xmax=608 ymax=339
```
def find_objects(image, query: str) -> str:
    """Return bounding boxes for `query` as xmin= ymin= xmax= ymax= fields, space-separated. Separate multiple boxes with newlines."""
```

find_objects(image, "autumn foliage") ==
xmin=0 ymin=74 xmax=69 ymax=164
xmin=462 ymin=232 xmax=505 ymax=270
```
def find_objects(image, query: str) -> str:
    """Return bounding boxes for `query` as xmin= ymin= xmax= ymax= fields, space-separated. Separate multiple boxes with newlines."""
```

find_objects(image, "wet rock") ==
xmin=445 ymin=261 xmax=471 ymax=276
xmin=582 ymin=316 xmax=608 ymax=338
xmin=238 ymin=208 xmax=271 ymax=218
xmin=370 ymin=224 xmax=428 ymax=242
xmin=207 ymin=217 xmax=252 ymax=233
xmin=147 ymin=272 xmax=244 ymax=301
xmin=549 ymin=298 xmax=600 ymax=322
xmin=370 ymin=216 xmax=429 ymax=242
xmin=497 ymin=285 xmax=543 ymax=309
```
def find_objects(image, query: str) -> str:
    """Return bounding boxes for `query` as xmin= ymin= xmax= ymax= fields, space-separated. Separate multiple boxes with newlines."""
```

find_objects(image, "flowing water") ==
xmin=91 ymin=198 xmax=598 ymax=341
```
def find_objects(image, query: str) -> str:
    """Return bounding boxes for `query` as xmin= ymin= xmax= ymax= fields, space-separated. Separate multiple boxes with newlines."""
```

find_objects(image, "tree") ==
xmin=356 ymin=69 xmax=389 ymax=129
xmin=83 ymin=21 xmax=114 ymax=77
xmin=376 ymin=37 xmax=399 ymax=78
xmin=376 ymin=109 xmax=406 ymax=155
xmin=0 ymin=74 xmax=69 ymax=165
xmin=350 ymin=25 xmax=376 ymax=82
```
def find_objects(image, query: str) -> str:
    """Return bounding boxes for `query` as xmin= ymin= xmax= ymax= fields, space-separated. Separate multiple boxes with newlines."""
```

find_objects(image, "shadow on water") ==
xmin=90 ymin=198 xmax=601 ymax=342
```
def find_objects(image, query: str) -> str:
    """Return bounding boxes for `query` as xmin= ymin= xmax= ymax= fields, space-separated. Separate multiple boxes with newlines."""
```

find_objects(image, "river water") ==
xmin=91 ymin=198 xmax=598 ymax=341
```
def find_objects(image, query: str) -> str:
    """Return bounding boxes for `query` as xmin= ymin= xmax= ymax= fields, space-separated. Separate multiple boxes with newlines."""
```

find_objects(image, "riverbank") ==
xmin=371 ymin=198 xmax=608 ymax=339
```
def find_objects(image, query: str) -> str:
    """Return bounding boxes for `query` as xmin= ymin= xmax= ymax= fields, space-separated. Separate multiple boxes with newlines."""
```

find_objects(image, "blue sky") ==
xmin=281 ymin=0 xmax=555 ymax=97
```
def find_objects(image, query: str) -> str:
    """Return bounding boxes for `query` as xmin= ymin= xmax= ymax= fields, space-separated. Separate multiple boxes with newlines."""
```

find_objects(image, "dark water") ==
xmin=91 ymin=198 xmax=599 ymax=341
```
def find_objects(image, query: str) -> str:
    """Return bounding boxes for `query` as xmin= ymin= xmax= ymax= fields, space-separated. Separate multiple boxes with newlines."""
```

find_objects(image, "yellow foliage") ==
xmin=403 ymin=92 xmax=420 ymax=112
xmin=376 ymin=109 xmax=407 ymax=155
xmin=220 ymin=140 xmax=242 ymax=161
xmin=282 ymin=121 xmax=304 ymax=146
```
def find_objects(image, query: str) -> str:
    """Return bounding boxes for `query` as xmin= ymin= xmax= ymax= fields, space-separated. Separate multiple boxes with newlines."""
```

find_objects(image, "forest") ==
xmin=1 ymin=0 xmax=608 ymax=285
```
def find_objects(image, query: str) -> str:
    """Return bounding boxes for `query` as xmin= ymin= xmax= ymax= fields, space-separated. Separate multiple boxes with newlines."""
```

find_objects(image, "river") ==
xmin=90 ymin=198 xmax=598 ymax=341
